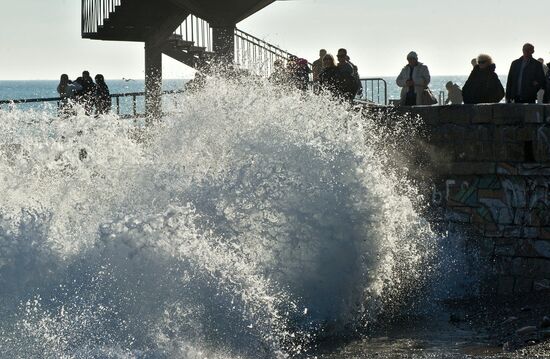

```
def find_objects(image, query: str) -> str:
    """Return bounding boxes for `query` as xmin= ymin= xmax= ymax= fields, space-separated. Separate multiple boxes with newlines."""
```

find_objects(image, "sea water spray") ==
xmin=0 ymin=74 xmax=438 ymax=358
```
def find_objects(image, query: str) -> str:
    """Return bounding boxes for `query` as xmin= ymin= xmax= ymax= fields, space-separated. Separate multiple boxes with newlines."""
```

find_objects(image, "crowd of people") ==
xmin=274 ymin=43 xmax=549 ymax=106
xmin=269 ymin=48 xmax=362 ymax=102
xmin=451 ymin=43 xmax=549 ymax=105
xmin=57 ymin=70 xmax=111 ymax=116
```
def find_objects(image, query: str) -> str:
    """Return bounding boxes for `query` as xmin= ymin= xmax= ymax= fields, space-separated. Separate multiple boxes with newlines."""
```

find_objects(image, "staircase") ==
xmin=82 ymin=0 xmax=299 ymax=76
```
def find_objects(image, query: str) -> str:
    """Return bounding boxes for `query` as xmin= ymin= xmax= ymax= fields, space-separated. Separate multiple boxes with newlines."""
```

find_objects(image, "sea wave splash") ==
xmin=0 ymin=74 xmax=437 ymax=358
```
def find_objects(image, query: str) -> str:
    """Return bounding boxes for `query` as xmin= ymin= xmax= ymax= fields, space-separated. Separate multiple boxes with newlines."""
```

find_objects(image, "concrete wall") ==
xmin=393 ymin=104 xmax=550 ymax=295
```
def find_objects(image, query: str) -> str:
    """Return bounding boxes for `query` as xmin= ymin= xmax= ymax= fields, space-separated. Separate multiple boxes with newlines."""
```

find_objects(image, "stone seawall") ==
xmin=391 ymin=104 xmax=550 ymax=295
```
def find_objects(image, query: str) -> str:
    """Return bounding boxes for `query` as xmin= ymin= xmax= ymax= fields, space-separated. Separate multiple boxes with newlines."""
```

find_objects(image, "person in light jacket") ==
xmin=396 ymin=51 xmax=432 ymax=106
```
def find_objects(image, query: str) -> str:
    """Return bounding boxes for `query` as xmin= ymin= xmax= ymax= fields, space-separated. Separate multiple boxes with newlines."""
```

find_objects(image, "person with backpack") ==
xmin=336 ymin=48 xmax=360 ymax=102
xmin=396 ymin=51 xmax=433 ymax=106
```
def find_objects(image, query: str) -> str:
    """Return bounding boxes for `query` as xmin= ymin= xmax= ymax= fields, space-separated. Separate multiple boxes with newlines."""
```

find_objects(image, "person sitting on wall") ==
xmin=462 ymin=54 xmax=505 ymax=104
xmin=505 ymin=43 xmax=546 ymax=104
xmin=94 ymin=74 xmax=111 ymax=115
xmin=445 ymin=81 xmax=463 ymax=104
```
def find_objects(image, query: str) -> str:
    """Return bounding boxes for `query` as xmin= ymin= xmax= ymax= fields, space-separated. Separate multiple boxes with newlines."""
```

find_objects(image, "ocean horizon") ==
xmin=0 ymin=75 xmax=511 ymax=102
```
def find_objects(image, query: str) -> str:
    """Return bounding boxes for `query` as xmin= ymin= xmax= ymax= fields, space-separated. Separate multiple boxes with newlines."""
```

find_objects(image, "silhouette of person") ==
xmin=462 ymin=54 xmax=505 ymax=104
xmin=445 ymin=81 xmax=463 ymax=104
xmin=57 ymin=74 xmax=82 ymax=116
xmin=94 ymin=74 xmax=111 ymax=115
xmin=505 ymin=43 xmax=546 ymax=103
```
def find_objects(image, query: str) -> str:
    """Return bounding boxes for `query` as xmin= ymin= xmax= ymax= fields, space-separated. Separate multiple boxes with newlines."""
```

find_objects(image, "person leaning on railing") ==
xmin=57 ymin=74 xmax=82 ymax=116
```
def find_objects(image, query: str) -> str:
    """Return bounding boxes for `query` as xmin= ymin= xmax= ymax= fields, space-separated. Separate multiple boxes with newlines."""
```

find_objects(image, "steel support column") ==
xmin=212 ymin=25 xmax=236 ymax=64
xmin=145 ymin=41 xmax=163 ymax=121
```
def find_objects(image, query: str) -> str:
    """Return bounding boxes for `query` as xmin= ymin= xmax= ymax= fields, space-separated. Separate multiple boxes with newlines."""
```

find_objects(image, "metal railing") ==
xmin=235 ymin=29 xmax=299 ymax=77
xmin=358 ymin=78 xmax=388 ymax=106
xmin=0 ymin=90 xmax=183 ymax=118
xmin=174 ymin=14 xmax=213 ymax=52
xmin=81 ymin=0 xmax=121 ymax=35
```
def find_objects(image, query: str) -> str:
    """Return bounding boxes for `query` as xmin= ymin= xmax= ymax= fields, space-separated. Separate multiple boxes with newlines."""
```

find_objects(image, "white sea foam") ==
xmin=0 ymin=74 xmax=438 ymax=358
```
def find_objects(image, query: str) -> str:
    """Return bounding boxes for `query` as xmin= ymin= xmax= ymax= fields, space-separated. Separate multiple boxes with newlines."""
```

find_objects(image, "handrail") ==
xmin=174 ymin=15 xmax=212 ymax=52
xmin=81 ymin=0 xmax=121 ymax=35
xmin=0 ymin=90 xmax=184 ymax=118
xmin=358 ymin=78 xmax=388 ymax=106
xmin=234 ymin=29 xmax=308 ymax=77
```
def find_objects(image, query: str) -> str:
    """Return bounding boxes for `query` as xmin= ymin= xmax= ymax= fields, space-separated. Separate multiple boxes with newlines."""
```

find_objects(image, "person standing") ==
xmin=319 ymin=53 xmax=342 ymax=98
xmin=462 ymin=54 xmax=505 ymax=104
xmin=505 ymin=43 xmax=546 ymax=104
xmin=57 ymin=74 xmax=82 ymax=116
xmin=312 ymin=49 xmax=327 ymax=84
xmin=336 ymin=48 xmax=359 ymax=102
xmin=396 ymin=51 xmax=433 ymax=106
xmin=94 ymin=74 xmax=111 ymax=115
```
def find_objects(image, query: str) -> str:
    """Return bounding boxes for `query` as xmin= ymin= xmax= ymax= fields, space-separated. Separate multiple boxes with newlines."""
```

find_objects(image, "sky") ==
xmin=0 ymin=0 xmax=548 ymax=80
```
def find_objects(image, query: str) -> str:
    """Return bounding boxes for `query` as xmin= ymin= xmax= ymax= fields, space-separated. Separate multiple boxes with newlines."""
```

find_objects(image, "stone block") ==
xmin=485 ymin=223 xmax=504 ymax=237
xmin=505 ymin=143 xmax=525 ymax=162
xmin=514 ymin=278 xmax=533 ymax=293
xmin=517 ymin=164 xmax=550 ymax=176
xmin=503 ymin=225 xmax=522 ymax=238
xmin=523 ymin=105 xmax=546 ymax=123
xmin=493 ymin=104 xmax=526 ymax=124
xmin=545 ymin=105 xmax=550 ymax=123
xmin=444 ymin=209 xmax=471 ymax=223
xmin=449 ymin=162 xmax=496 ymax=175
xmin=495 ymin=256 xmax=513 ymax=275
xmin=496 ymin=126 xmax=518 ymax=143
xmin=495 ymin=244 xmax=516 ymax=256
xmin=497 ymin=208 xmax=514 ymax=225
xmin=439 ymin=105 xmax=473 ymax=125
xmin=496 ymin=162 xmax=519 ymax=175
xmin=511 ymin=257 xmax=530 ymax=275
xmin=497 ymin=276 xmax=515 ymax=295
xmin=522 ymin=227 xmax=539 ymax=239
xmin=448 ymin=125 xmax=467 ymax=144
xmin=472 ymin=104 xmax=494 ymax=124
xmin=528 ymin=258 xmax=550 ymax=276
xmin=408 ymin=106 xmax=441 ymax=125
xmin=516 ymin=126 xmax=536 ymax=142
xmin=540 ymin=227 xmax=550 ymax=240
xmin=516 ymin=239 xmax=550 ymax=258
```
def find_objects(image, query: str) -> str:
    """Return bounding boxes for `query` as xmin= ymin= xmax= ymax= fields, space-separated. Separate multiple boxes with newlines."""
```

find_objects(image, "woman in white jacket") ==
xmin=396 ymin=51 xmax=432 ymax=106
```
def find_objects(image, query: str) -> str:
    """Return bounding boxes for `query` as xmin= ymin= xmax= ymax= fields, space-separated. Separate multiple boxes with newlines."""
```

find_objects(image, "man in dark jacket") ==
xmin=506 ymin=43 xmax=546 ymax=103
